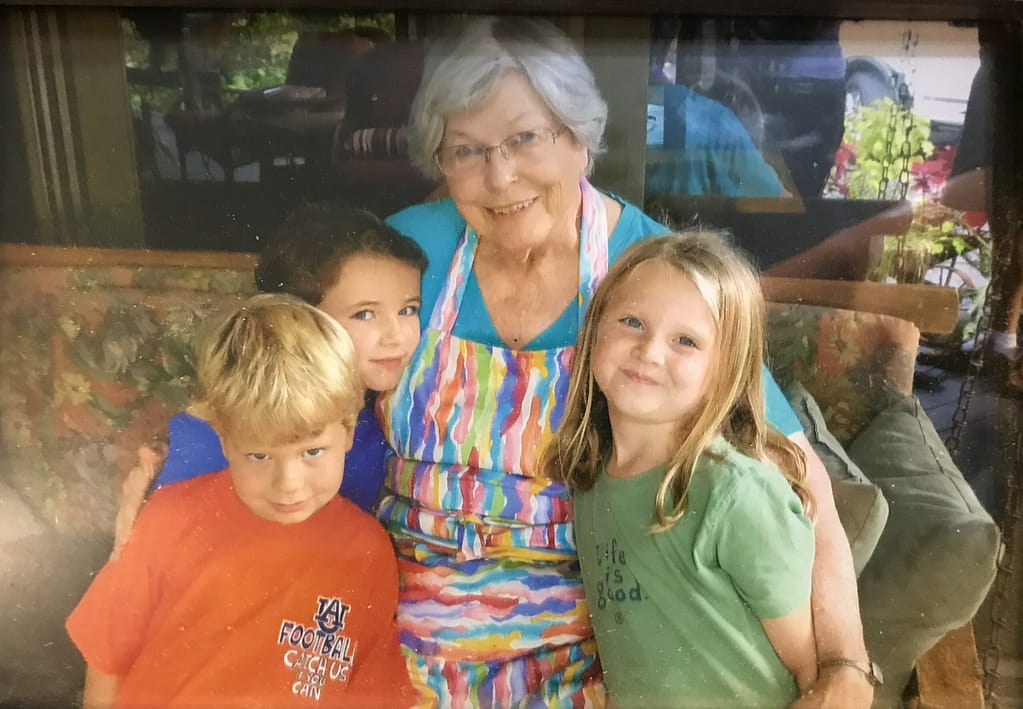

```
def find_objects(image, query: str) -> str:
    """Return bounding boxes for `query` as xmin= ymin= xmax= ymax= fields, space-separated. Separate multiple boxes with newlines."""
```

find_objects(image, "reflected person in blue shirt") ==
xmin=646 ymin=83 xmax=786 ymax=198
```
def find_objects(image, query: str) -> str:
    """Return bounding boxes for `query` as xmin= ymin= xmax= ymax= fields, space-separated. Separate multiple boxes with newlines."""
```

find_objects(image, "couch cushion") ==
xmin=785 ymin=381 xmax=889 ymax=575
xmin=847 ymin=392 xmax=1000 ymax=707
xmin=831 ymin=480 xmax=889 ymax=578
xmin=766 ymin=303 xmax=920 ymax=446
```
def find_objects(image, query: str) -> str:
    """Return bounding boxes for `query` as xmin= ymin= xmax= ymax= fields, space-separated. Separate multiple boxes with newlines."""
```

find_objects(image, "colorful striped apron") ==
xmin=378 ymin=180 xmax=609 ymax=708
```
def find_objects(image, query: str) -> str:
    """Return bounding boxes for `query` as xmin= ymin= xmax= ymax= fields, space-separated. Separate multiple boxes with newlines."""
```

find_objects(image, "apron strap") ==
xmin=576 ymin=178 xmax=610 ymax=326
xmin=427 ymin=227 xmax=477 ymax=332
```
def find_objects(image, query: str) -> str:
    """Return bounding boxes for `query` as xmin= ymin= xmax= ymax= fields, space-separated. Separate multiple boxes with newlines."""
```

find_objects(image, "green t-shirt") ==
xmin=574 ymin=438 xmax=814 ymax=709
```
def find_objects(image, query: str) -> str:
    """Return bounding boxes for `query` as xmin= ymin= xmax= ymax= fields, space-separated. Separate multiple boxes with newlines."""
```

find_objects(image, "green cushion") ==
xmin=785 ymin=381 xmax=889 ymax=575
xmin=847 ymin=392 xmax=1000 ymax=708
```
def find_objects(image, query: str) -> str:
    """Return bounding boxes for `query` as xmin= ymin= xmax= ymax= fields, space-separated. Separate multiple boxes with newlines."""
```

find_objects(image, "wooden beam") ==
xmin=21 ymin=2 xmax=1023 ymax=22
xmin=0 ymin=242 xmax=256 ymax=270
xmin=763 ymin=276 xmax=959 ymax=334
xmin=913 ymin=624 xmax=985 ymax=708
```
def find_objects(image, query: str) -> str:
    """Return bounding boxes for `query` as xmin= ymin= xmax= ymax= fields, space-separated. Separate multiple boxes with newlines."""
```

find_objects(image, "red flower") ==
xmin=911 ymin=146 xmax=956 ymax=197
xmin=830 ymin=143 xmax=857 ymax=195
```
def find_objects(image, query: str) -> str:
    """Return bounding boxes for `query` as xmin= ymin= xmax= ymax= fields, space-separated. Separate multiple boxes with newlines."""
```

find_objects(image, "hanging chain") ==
xmin=875 ymin=95 xmax=899 ymax=201
xmin=973 ymin=208 xmax=1021 ymax=707
xmin=893 ymin=28 xmax=918 ymax=276
xmin=959 ymin=25 xmax=1023 ymax=701
xmin=944 ymin=22 xmax=995 ymax=459
xmin=945 ymin=213 xmax=1003 ymax=707
xmin=875 ymin=70 xmax=901 ymax=275
xmin=981 ymin=407 xmax=1023 ymax=706
xmin=878 ymin=28 xmax=919 ymax=277
xmin=945 ymin=249 xmax=1000 ymax=457
xmin=945 ymin=38 xmax=1005 ymax=459
xmin=874 ymin=81 xmax=900 ymax=200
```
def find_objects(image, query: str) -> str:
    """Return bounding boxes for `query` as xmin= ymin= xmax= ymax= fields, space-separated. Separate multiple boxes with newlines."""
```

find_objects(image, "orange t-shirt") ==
xmin=67 ymin=470 xmax=415 ymax=708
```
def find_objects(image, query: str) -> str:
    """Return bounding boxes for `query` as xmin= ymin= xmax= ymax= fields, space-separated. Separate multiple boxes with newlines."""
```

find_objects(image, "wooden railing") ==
xmin=0 ymin=243 xmax=257 ymax=270
xmin=761 ymin=276 xmax=959 ymax=334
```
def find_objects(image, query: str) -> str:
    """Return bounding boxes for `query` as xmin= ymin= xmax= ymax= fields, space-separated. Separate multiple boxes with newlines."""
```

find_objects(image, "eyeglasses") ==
xmin=434 ymin=125 xmax=568 ymax=178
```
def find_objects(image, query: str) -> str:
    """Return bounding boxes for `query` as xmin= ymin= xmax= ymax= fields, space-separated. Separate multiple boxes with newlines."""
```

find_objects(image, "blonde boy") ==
xmin=67 ymin=294 xmax=415 ymax=708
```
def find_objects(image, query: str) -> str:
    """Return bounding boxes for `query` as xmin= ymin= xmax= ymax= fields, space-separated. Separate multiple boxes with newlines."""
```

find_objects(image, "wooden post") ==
xmin=5 ymin=7 xmax=143 ymax=247
xmin=583 ymin=15 xmax=650 ymax=206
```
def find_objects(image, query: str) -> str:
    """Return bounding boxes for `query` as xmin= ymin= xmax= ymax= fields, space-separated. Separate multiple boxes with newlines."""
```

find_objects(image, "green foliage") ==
xmin=122 ymin=17 xmax=182 ymax=117
xmin=122 ymin=11 xmax=395 ymax=114
xmin=221 ymin=13 xmax=301 ymax=92
xmin=841 ymin=98 xmax=935 ymax=200
xmin=872 ymin=201 xmax=986 ymax=284
xmin=220 ymin=11 xmax=395 ymax=94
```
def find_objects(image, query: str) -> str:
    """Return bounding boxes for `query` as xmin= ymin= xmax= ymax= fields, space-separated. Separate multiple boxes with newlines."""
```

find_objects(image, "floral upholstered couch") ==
xmin=0 ymin=254 xmax=255 ymax=534
xmin=0 ymin=245 xmax=998 ymax=707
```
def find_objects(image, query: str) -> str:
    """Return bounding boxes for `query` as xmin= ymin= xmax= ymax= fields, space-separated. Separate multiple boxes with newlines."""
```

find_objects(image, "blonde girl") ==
xmin=540 ymin=232 xmax=817 ymax=708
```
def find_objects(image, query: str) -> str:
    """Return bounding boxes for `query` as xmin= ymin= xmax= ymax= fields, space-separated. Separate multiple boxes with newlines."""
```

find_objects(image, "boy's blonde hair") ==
xmin=190 ymin=294 xmax=363 ymax=444
xmin=540 ymin=232 xmax=813 ymax=530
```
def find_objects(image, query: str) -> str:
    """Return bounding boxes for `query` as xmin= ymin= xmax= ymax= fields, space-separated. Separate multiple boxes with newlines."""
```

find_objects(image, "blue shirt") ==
xmin=386 ymin=195 xmax=802 ymax=436
xmin=646 ymin=84 xmax=784 ymax=198
xmin=154 ymin=394 xmax=389 ymax=514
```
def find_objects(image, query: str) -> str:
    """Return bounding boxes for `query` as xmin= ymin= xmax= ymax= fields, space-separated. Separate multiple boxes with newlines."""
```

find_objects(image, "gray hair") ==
xmin=407 ymin=16 xmax=608 ymax=180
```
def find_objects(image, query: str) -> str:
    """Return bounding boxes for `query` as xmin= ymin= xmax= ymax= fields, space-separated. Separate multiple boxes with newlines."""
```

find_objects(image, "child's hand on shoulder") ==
xmin=111 ymin=443 xmax=166 ymax=560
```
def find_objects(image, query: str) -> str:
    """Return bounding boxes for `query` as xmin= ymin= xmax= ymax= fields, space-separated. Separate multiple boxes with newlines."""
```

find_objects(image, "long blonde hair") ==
xmin=540 ymin=232 xmax=813 ymax=531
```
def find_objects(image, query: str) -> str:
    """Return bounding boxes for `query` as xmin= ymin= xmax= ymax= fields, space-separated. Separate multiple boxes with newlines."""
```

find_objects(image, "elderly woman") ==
xmin=379 ymin=16 xmax=871 ymax=708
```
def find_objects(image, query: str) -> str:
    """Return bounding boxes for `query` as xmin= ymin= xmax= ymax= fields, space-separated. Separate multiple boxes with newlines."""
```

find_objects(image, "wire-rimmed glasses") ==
xmin=434 ymin=125 xmax=568 ymax=178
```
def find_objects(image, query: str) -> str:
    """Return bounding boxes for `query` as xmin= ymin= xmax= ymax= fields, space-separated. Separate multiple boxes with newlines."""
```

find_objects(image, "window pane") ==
xmin=0 ymin=10 xmax=1013 ymax=709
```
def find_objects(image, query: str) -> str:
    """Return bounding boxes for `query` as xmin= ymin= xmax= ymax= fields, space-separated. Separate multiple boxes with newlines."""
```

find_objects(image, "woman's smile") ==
xmin=489 ymin=197 xmax=538 ymax=216
xmin=442 ymin=72 xmax=589 ymax=253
